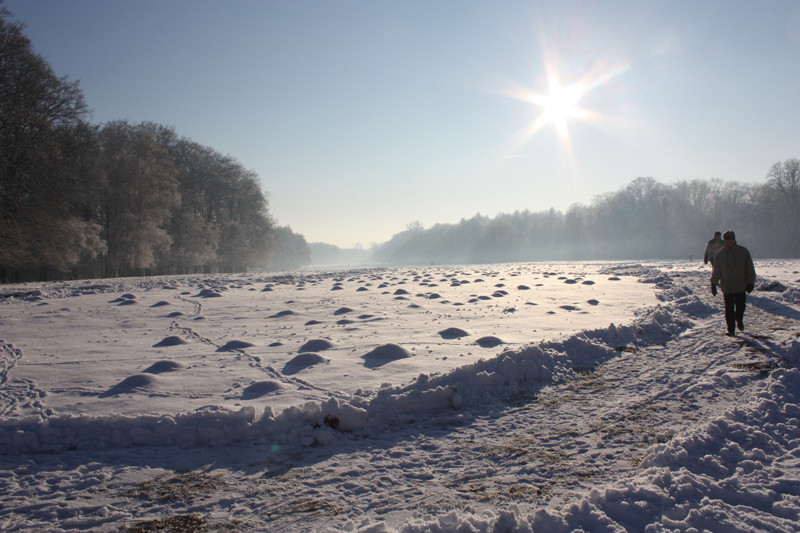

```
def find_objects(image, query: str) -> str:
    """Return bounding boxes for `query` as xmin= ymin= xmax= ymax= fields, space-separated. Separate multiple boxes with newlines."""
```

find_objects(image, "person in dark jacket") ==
xmin=704 ymin=231 xmax=724 ymax=265
xmin=710 ymin=230 xmax=756 ymax=336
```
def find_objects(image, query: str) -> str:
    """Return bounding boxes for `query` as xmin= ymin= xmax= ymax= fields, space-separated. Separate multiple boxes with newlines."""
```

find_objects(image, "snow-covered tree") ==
xmin=0 ymin=11 xmax=104 ymax=280
xmin=97 ymin=121 xmax=180 ymax=277
xmin=268 ymin=226 xmax=311 ymax=271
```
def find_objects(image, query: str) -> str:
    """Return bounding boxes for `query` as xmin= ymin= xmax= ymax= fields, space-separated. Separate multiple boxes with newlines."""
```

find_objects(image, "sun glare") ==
xmin=503 ymin=58 xmax=629 ymax=153
xmin=529 ymin=76 xmax=587 ymax=138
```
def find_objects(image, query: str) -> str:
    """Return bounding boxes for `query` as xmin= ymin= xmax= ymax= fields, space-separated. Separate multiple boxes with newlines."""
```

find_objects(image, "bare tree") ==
xmin=766 ymin=158 xmax=800 ymax=254
xmin=767 ymin=159 xmax=800 ymax=206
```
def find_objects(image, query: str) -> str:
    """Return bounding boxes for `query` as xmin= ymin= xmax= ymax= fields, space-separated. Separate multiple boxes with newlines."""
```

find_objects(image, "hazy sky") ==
xmin=5 ymin=1 xmax=800 ymax=248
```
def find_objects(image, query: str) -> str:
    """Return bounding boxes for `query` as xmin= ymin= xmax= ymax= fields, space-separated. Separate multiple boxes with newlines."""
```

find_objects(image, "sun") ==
xmin=527 ymin=76 xmax=588 ymax=138
xmin=501 ymin=59 xmax=629 ymax=152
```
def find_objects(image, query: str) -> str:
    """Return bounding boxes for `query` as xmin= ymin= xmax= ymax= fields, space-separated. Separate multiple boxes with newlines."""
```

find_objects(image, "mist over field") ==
xmin=313 ymin=170 xmax=800 ymax=268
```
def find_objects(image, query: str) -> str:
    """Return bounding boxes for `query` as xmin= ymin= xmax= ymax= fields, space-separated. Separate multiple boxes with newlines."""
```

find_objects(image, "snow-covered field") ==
xmin=1 ymin=259 xmax=799 ymax=532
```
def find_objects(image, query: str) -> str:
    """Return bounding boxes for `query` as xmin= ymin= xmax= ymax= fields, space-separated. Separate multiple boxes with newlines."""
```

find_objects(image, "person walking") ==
xmin=704 ymin=231 xmax=724 ymax=266
xmin=710 ymin=230 xmax=756 ymax=336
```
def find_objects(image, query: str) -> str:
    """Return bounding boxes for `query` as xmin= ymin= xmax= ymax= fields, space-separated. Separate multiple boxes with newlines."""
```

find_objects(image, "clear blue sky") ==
xmin=5 ymin=0 xmax=800 ymax=248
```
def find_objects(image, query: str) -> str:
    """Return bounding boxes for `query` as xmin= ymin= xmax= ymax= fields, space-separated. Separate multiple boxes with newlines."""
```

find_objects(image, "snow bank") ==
xmin=395 ymin=368 xmax=800 ymax=533
xmin=525 ymin=368 xmax=800 ymax=532
xmin=396 ymin=332 xmax=800 ymax=533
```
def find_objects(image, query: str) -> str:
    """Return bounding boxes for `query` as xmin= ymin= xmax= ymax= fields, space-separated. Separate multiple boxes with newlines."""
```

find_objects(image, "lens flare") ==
xmin=527 ymin=75 xmax=588 ymax=139
xmin=502 ymin=57 xmax=630 ymax=154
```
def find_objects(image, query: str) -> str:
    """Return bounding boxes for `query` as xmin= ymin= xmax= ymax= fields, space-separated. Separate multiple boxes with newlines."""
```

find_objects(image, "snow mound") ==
xmin=759 ymin=280 xmax=787 ymax=292
xmin=142 ymin=360 xmax=186 ymax=374
xmin=282 ymin=353 xmax=329 ymax=375
xmin=152 ymin=336 xmax=188 ymax=347
xmin=439 ymin=327 xmax=470 ymax=339
xmin=475 ymin=336 xmax=504 ymax=348
xmin=298 ymin=339 xmax=334 ymax=352
xmin=195 ymin=288 xmax=222 ymax=298
xmin=362 ymin=344 xmax=412 ymax=368
xmin=218 ymin=340 xmax=255 ymax=351
xmin=782 ymin=286 xmax=800 ymax=305
xmin=241 ymin=381 xmax=282 ymax=399
xmin=99 ymin=374 xmax=162 ymax=397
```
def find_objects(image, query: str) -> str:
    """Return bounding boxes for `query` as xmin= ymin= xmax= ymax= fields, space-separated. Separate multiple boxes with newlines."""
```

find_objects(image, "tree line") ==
xmin=1 ymin=10 xmax=312 ymax=282
xmin=373 ymin=163 xmax=800 ymax=265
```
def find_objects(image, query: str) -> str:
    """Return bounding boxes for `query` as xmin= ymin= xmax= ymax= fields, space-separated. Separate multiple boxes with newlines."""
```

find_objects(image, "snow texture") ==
xmin=1 ymin=259 xmax=799 ymax=531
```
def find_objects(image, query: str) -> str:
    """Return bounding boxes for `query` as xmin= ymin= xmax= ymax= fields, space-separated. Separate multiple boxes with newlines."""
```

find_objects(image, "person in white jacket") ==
xmin=710 ymin=230 xmax=756 ymax=336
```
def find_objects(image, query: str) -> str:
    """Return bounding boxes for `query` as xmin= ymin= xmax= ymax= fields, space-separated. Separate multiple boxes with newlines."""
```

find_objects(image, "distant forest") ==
xmin=373 ymin=167 xmax=800 ymax=265
xmin=1 ymin=10 xmax=798 ymax=282
xmin=0 ymin=10 xmax=312 ymax=282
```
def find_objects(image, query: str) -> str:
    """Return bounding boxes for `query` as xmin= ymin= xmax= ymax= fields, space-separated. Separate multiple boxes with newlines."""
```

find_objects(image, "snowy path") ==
xmin=1 ymin=262 xmax=799 ymax=532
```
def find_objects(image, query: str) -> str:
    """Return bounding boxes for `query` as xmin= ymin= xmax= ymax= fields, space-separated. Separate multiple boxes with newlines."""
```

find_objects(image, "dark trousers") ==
xmin=723 ymin=292 xmax=746 ymax=333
